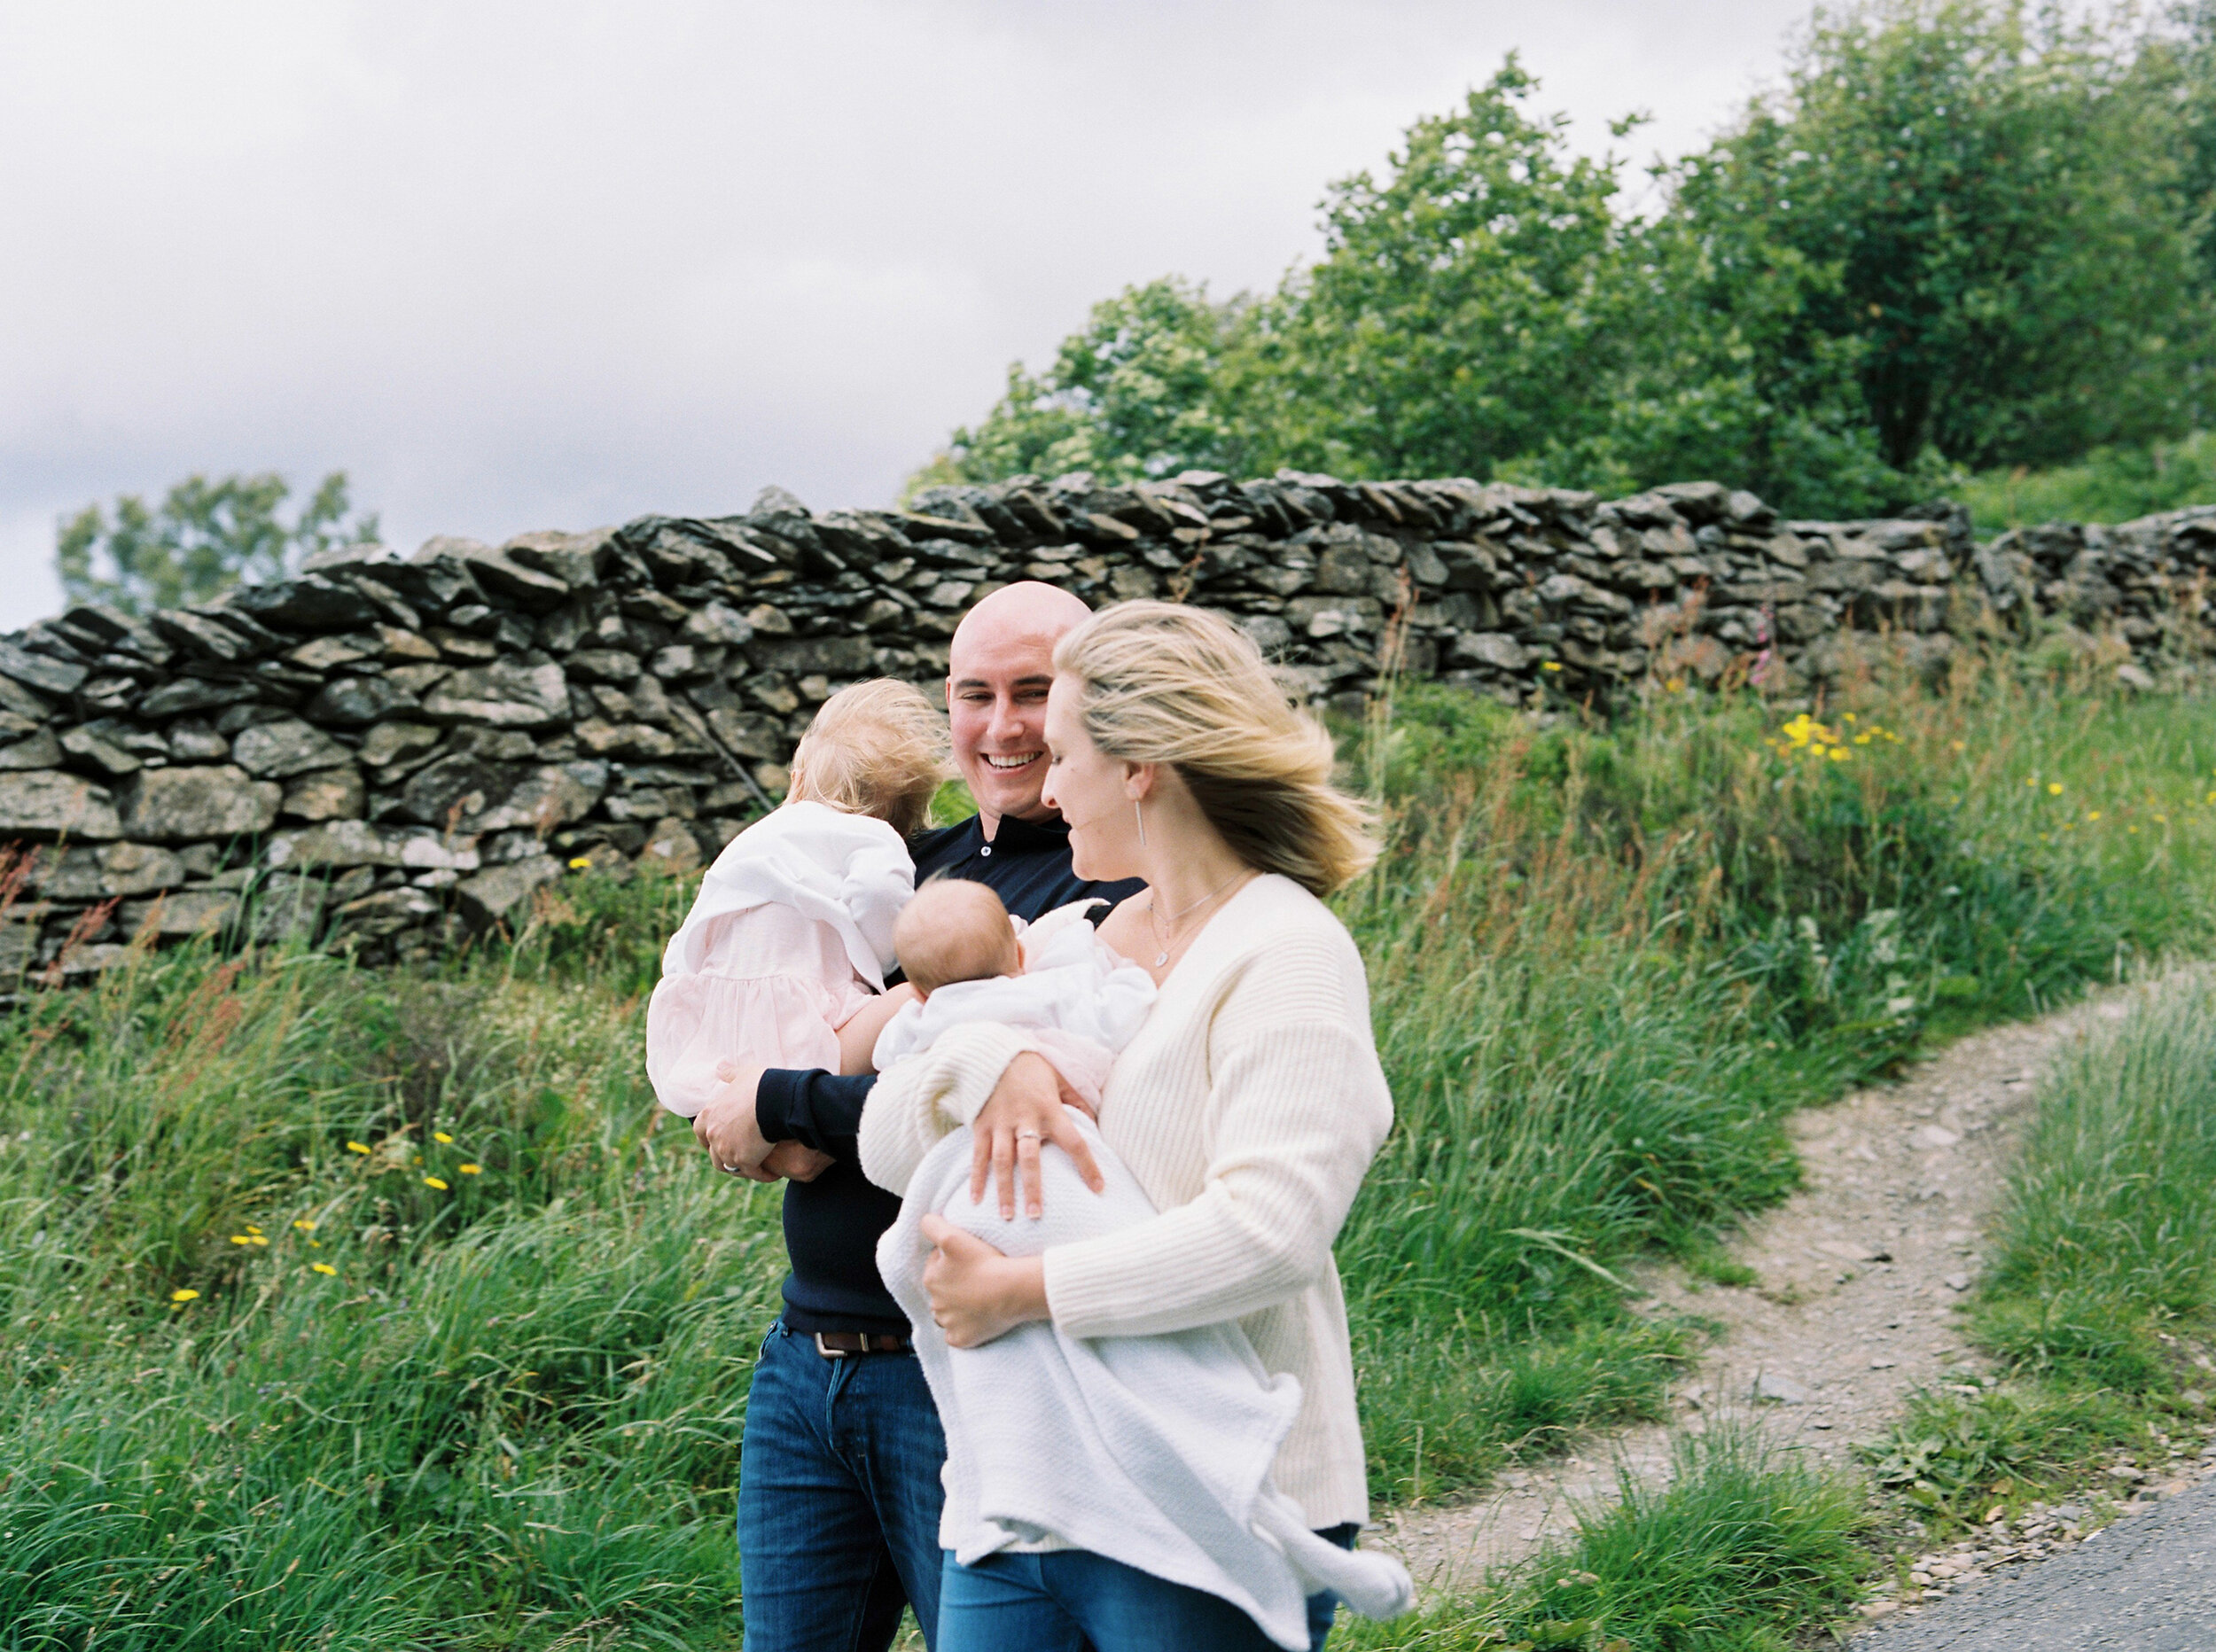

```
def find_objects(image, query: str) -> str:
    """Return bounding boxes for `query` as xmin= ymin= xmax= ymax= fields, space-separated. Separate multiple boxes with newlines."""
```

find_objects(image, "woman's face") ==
xmin=1040 ymin=675 xmax=1143 ymax=883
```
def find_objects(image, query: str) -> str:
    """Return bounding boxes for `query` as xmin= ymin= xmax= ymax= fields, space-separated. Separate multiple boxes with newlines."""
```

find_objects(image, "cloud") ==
xmin=0 ymin=0 xmax=1810 ymax=628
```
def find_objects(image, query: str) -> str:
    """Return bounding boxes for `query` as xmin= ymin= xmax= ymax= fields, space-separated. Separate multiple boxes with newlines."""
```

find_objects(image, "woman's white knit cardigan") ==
xmin=858 ymin=872 xmax=1395 ymax=1533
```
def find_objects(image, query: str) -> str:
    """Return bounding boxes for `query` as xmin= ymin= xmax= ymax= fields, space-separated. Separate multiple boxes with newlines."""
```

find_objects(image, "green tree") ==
xmin=908 ymin=278 xmax=1263 ymax=492
xmin=57 ymin=471 xmax=379 ymax=617
xmin=1691 ymin=0 xmax=2211 ymax=472
xmin=1270 ymin=59 xmax=1637 ymax=480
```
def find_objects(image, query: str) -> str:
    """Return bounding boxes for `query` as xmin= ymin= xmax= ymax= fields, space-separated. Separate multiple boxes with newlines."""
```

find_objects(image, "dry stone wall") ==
xmin=0 ymin=469 xmax=2208 ymax=974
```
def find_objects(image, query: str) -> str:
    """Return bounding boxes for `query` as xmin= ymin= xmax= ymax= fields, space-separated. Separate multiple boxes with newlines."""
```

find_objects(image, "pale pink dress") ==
xmin=645 ymin=800 xmax=914 ymax=1117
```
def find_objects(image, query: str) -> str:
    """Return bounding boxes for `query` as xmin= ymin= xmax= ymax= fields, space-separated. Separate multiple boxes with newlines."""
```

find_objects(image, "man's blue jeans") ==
xmin=935 ymin=1523 xmax=1360 ymax=1652
xmin=738 ymin=1321 xmax=948 ymax=1651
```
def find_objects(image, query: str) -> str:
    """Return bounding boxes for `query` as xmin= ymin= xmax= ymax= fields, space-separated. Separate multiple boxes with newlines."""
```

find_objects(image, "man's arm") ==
xmin=756 ymin=1066 xmax=879 ymax=1164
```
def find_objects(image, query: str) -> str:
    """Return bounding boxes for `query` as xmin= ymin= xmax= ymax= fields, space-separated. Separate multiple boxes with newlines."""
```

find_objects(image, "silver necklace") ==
xmin=1147 ymin=873 xmax=1243 ymax=968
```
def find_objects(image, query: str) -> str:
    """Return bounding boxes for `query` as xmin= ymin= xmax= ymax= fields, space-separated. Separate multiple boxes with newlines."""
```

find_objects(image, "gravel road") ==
xmin=1856 ymin=1477 xmax=2216 ymax=1649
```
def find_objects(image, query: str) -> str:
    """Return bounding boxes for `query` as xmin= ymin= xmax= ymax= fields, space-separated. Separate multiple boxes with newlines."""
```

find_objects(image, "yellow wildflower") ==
xmin=310 ymin=1263 xmax=337 ymax=1277
xmin=2087 ymin=811 xmax=2102 ymax=822
xmin=1828 ymin=747 xmax=1850 ymax=762
xmin=169 ymin=1289 xmax=199 ymax=1305
xmin=433 ymin=1132 xmax=454 ymax=1145
xmin=293 ymin=1220 xmax=316 ymax=1232
xmin=2048 ymin=782 xmax=2064 ymax=795
xmin=424 ymin=1176 xmax=449 ymax=1191
xmin=567 ymin=855 xmax=593 ymax=870
xmin=1541 ymin=661 xmax=1563 ymax=673
xmin=457 ymin=1164 xmax=482 ymax=1176
xmin=346 ymin=1142 xmax=370 ymax=1155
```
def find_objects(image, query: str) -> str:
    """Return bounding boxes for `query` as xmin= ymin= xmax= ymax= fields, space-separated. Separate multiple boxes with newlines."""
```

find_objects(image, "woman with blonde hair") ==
xmin=858 ymin=602 xmax=1396 ymax=1651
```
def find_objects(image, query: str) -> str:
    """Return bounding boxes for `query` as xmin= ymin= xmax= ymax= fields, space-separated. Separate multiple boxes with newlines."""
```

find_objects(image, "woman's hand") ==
xmin=919 ymin=1214 xmax=1049 ymax=1347
xmin=971 ymin=1051 xmax=1103 ymax=1220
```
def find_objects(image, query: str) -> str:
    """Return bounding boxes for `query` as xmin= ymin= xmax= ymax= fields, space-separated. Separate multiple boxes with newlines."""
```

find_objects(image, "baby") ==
xmin=644 ymin=677 xmax=947 ymax=1118
xmin=871 ymin=878 xmax=1157 ymax=1109
xmin=871 ymin=900 xmax=1413 ymax=1647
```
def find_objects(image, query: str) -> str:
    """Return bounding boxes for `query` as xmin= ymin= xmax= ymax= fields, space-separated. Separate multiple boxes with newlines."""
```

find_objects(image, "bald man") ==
xmin=697 ymin=582 xmax=1143 ymax=1652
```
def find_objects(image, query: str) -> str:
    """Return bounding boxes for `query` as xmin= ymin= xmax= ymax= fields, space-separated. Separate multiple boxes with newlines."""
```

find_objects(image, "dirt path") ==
xmin=1373 ymin=994 xmax=2128 ymax=1594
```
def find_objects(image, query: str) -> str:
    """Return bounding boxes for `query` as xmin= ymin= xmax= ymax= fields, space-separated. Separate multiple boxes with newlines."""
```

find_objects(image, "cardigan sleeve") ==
xmin=1041 ymin=931 xmax=1393 ymax=1338
xmin=856 ymin=1019 xmax=1037 ymax=1196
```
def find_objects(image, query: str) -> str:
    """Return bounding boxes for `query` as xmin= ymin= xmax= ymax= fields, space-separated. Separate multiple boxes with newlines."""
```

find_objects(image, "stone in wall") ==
xmin=0 ymin=470 xmax=2208 ymax=977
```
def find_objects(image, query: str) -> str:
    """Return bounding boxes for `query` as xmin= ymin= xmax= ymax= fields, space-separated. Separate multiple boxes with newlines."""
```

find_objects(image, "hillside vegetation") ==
xmin=4 ymin=658 xmax=2215 ymax=1648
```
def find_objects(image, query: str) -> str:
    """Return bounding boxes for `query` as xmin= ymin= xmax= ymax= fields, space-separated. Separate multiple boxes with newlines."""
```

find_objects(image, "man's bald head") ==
xmin=945 ymin=581 xmax=1092 ymax=834
xmin=948 ymin=581 xmax=1092 ymax=671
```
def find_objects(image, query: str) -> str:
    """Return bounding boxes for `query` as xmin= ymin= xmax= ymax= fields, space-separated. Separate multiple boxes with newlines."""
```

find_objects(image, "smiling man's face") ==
xmin=945 ymin=581 xmax=1092 ymax=836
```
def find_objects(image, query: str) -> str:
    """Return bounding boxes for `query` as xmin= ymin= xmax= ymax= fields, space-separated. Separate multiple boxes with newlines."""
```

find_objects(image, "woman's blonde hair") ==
xmin=1052 ymin=601 xmax=1378 ymax=896
xmin=788 ymin=678 xmax=949 ymax=838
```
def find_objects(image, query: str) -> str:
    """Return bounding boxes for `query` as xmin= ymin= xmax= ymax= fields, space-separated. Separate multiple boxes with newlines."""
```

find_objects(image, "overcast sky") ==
xmin=0 ymin=0 xmax=1819 ymax=630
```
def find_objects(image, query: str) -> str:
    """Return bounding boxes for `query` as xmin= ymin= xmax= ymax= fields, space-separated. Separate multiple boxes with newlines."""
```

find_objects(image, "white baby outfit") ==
xmin=644 ymin=800 xmax=913 ymax=1117
xmin=870 ymin=900 xmax=1156 ymax=1108
xmin=878 ymin=1116 xmax=1414 ymax=1650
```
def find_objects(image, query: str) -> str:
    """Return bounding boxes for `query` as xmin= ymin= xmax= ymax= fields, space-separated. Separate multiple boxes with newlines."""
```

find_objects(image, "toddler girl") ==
xmin=645 ymin=677 xmax=948 ymax=1117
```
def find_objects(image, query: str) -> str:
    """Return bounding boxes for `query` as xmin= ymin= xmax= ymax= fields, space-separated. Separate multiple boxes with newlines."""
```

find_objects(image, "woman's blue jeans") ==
xmin=935 ymin=1524 xmax=1359 ymax=1652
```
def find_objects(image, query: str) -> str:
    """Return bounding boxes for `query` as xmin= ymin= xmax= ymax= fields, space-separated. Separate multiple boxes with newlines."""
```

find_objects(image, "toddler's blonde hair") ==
xmin=788 ymin=678 xmax=949 ymax=838
xmin=894 ymin=879 xmax=1019 ymax=994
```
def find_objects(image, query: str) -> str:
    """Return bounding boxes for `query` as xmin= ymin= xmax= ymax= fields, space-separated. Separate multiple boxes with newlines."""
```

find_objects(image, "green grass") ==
xmin=1337 ymin=1428 xmax=1872 ymax=1651
xmin=1956 ymin=430 xmax=2216 ymax=534
xmin=4 ymin=656 xmax=2216 ymax=1643
xmin=1863 ymin=970 xmax=2216 ymax=1531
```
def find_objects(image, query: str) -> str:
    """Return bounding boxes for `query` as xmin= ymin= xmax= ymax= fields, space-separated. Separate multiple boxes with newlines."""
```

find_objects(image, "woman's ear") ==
xmin=1122 ymin=760 xmax=1157 ymax=801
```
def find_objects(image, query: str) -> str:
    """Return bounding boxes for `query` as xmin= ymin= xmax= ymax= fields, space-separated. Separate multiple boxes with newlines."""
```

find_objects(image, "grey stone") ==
xmin=357 ymin=721 xmax=443 ymax=770
xmin=98 ymin=841 xmax=188 ymax=896
xmin=0 ymin=639 xmax=88 ymax=697
xmin=140 ymin=677 xmax=261 ymax=718
xmin=227 ymin=576 xmax=378 ymax=632
xmin=121 ymin=889 xmax=239 ymax=939
xmin=265 ymin=819 xmax=480 ymax=872
xmin=231 ymin=719 xmax=353 ymax=780
xmin=0 ymin=770 xmax=122 ymax=839
xmin=420 ymin=662 xmax=570 ymax=729
xmin=638 ymin=817 xmax=704 ymax=876
xmin=1752 ymin=1372 xmax=1813 ymax=1405
xmin=1448 ymin=632 xmax=1529 ymax=672
xmin=333 ymin=885 xmax=441 ymax=938
xmin=118 ymin=766 xmax=279 ymax=842
xmin=280 ymin=767 xmax=366 ymax=822
xmin=455 ymin=853 xmax=563 ymax=931
xmin=503 ymin=527 xmax=610 ymax=588
xmin=304 ymin=674 xmax=421 ymax=725
xmin=683 ymin=603 xmax=756 ymax=647
xmin=566 ymin=649 xmax=642 ymax=683
xmin=165 ymin=720 xmax=230 ymax=761
xmin=0 ymin=730 xmax=62 ymax=771
xmin=59 ymin=724 xmax=143 ymax=776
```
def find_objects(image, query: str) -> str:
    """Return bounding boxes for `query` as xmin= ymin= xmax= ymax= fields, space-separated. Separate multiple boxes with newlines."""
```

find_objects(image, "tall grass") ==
xmin=1 ymin=658 xmax=2212 ymax=1641
xmin=1336 ymin=1428 xmax=1872 ymax=1651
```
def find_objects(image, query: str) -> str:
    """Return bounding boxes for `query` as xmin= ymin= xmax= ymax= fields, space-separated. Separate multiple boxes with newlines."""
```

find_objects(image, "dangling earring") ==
xmin=1134 ymin=799 xmax=1146 ymax=849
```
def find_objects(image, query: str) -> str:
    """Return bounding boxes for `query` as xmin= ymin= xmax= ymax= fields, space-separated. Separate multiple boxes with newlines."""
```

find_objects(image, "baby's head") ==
xmin=895 ymin=878 xmax=1019 ymax=996
xmin=788 ymin=678 xmax=950 ymax=838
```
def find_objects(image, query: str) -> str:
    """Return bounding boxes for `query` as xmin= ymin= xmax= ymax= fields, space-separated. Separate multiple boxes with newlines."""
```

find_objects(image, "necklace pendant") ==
xmin=1153 ymin=950 xmax=1169 ymax=967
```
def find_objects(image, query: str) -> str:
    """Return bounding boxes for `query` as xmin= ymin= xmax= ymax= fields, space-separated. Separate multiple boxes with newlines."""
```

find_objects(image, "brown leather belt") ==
xmin=812 ymin=1330 xmax=912 ymax=1359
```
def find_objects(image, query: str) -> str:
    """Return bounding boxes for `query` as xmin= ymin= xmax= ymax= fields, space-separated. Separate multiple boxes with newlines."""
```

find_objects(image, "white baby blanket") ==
xmin=878 ymin=1115 xmax=1414 ymax=1650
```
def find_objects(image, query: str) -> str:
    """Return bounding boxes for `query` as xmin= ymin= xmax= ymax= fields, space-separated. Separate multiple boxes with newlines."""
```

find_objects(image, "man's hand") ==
xmin=695 ymin=1060 xmax=778 ymax=1180
xmin=918 ymin=1214 xmax=1048 ymax=1347
xmin=762 ymin=1141 xmax=834 ymax=1182
xmin=969 ymin=1051 xmax=1104 ymax=1221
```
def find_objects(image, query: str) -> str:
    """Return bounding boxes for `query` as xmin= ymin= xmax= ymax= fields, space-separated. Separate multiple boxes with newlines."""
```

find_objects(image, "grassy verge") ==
xmin=1863 ymin=970 xmax=2216 ymax=1532
xmin=1337 ymin=1429 xmax=1872 ymax=1651
xmin=1956 ymin=431 xmax=2216 ymax=534
xmin=1 ymin=658 xmax=2213 ymax=1642
xmin=1342 ymin=659 xmax=2216 ymax=1503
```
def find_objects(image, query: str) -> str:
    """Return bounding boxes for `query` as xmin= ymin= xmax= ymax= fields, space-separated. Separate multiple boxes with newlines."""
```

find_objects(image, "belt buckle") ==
xmin=814 ymin=1331 xmax=851 ymax=1359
